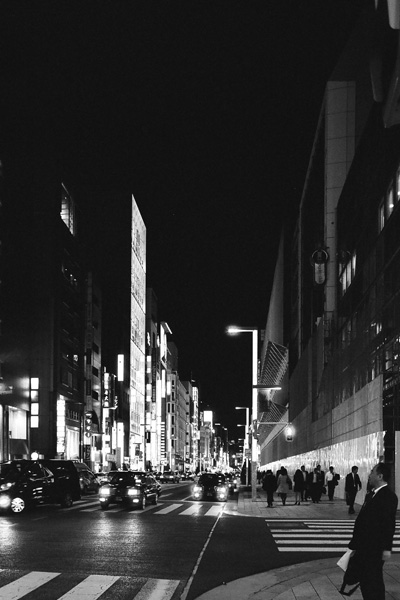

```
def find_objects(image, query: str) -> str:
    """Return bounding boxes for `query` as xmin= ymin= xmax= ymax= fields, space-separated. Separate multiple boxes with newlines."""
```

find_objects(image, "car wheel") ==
xmin=140 ymin=495 xmax=146 ymax=510
xmin=100 ymin=502 xmax=110 ymax=510
xmin=10 ymin=497 xmax=25 ymax=513
xmin=60 ymin=493 xmax=73 ymax=508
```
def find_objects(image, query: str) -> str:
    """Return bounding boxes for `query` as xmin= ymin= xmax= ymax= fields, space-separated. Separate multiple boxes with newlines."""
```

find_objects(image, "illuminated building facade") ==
xmin=259 ymin=4 xmax=400 ymax=498
xmin=129 ymin=199 xmax=146 ymax=468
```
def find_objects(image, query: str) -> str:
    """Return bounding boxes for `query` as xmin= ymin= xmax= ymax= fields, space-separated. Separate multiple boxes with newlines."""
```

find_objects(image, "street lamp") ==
xmin=227 ymin=325 xmax=258 ymax=501
xmin=236 ymin=406 xmax=250 ymax=486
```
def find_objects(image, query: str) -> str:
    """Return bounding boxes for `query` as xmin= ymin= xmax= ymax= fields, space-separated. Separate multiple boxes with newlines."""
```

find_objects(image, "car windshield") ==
xmin=108 ymin=472 xmax=143 ymax=485
xmin=199 ymin=473 xmax=225 ymax=485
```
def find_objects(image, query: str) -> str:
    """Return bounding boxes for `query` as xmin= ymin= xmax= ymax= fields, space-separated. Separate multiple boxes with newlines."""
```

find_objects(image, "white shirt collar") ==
xmin=373 ymin=483 xmax=388 ymax=495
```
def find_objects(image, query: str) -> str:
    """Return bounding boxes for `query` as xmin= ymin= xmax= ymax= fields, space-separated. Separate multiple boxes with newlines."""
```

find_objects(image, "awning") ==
xmin=259 ymin=341 xmax=288 ymax=388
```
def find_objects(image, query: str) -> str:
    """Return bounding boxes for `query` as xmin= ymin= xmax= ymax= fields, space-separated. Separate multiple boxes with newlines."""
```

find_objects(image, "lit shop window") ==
xmin=339 ymin=252 xmax=357 ymax=296
xmin=30 ymin=377 xmax=39 ymax=428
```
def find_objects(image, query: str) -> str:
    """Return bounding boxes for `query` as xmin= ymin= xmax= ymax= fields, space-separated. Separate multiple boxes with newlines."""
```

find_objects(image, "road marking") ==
xmin=133 ymin=578 xmax=180 ymax=600
xmin=0 ymin=573 xmax=180 ymax=600
xmin=154 ymin=503 xmax=183 ymax=515
xmin=58 ymin=574 xmax=119 ymax=599
xmin=179 ymin=505 xmax=202 ymax=516
xmin=0 ymin=571 xmax=60 ymax=598
xmin=267 ymin=519 xmax=400 ymax=553
xmin=204 ymin=505 xmax=223 ymax=517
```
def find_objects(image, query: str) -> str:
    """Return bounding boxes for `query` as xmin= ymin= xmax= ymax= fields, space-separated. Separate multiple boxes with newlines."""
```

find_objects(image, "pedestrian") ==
xmin=293 ymin=468 xmax=304 ymax=505
xmin=325 ymin=466 xmax=337 ymax=501
xmin=345 ymin=465 xmax=362 ymax=514
xmin=316 ymin=464 xmax=325 ymax=501
xmin=262 ymin=469 xmax=277 ymax=507
xmin=348 ymin=462 xmax=398 ymax=600
xmin=300 ymin=465 xmax=309 ymax=501
xmin=276 ymin=467 xmax=292 ymax=506
xmin=310 ymin=467 xmax=323 ymax=503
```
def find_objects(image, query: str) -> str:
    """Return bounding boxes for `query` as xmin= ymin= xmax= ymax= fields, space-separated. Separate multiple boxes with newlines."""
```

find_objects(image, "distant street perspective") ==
xmin=1 ymin=3 xmax=400 ymax=600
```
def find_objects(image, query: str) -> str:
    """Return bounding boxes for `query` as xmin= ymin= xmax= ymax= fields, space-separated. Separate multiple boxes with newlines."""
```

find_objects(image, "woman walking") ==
xmin=276 ymin=467 xmax=291 ymax=506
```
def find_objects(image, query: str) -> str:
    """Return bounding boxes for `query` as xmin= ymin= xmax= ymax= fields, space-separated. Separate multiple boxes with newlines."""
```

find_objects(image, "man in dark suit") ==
xmin=345 ymin=465 xmax=362 ymax=514
xmin=348 ymin=462 xmax=398 ymax=600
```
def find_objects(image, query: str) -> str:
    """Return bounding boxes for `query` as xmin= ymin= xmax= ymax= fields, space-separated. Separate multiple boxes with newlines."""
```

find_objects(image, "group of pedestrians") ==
xmin=260 ymin=462 xmax=398 ymax=600
xmin=260 ymin=464 xmax=363 ymax=509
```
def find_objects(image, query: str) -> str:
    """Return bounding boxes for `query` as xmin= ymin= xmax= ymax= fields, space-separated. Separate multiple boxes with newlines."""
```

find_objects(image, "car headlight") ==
xmin=193 ymin=485 xmax=202 ymax=493
xmin=127 ymin=488 xmax=141 ymax=496
xmin=0 ymin=482 xmax=13 ymax=492
xmin=0 ymin=494 xmax=11 ymax=508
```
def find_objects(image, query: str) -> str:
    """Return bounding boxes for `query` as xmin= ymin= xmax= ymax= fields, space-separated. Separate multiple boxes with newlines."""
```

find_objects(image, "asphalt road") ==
xmin=0 ymin=482 xmax=333 ymax=600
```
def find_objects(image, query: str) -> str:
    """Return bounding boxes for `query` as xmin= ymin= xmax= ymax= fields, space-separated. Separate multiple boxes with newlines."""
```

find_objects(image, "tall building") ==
xmin=1 ymin=179 xmax=87 ymax=461
xmin=81 ymin=192 xmax=146 ymax=469
xmin=259 ymin=4 xmax=400 ymax=497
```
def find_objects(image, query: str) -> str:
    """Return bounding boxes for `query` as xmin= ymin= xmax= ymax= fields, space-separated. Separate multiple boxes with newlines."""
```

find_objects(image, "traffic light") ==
xmin=84 ymin=411 xmax=92 ymax=438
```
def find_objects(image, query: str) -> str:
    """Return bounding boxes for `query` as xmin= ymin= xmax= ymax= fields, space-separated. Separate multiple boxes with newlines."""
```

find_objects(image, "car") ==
xmin=0 ymin=459 xmax=81 ymax=513
xmin=42 ymin=460 xmax=100 ymax=495
xmin=159 ymin=470 xmax=180 ymax=483
xmin=181 ymin=471 xmax=195 ymax=481
xmin=98 ymin=471 xmax=159 ymax=510
xmin=192 ymin=472 xmax=229 ymax=501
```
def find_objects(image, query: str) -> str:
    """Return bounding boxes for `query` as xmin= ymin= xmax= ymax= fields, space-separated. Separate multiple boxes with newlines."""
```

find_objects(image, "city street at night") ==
xmin=1 ymin=481 xmax=399 ymax=600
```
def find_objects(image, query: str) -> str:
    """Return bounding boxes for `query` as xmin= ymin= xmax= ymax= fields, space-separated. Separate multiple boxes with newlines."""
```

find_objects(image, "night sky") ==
xmin=1 ymin=1 xmax=364 ymax=436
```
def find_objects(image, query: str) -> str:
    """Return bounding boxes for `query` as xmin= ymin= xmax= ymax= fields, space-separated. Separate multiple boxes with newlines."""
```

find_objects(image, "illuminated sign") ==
xmin=117 ymin=355 xmax=124 ymax=381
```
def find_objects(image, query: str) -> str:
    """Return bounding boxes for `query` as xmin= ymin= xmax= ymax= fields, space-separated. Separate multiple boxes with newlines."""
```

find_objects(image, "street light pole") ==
xmin=227 ymin=326 xmax=259 ymax=501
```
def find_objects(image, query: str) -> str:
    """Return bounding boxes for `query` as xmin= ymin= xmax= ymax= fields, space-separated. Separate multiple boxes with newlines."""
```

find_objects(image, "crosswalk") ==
xmin=0 ymin=572 xmax=180 ymax=600
xmin=73 ymin=500 xmax=225 ymax=517
xmin=267 ymin=519 xmax=400 ymax=553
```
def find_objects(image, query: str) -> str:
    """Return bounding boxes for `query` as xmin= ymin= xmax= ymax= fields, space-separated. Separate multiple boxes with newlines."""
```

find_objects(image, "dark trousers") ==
xmin=311 ymin=483 xmax=319 ymax=502
xmin=360 ymin=559 xmax=385 ymax=600
xmin=327 ymin=481 xmax=335 ymax=500
xmin=266 ymin=491 xmax=274 ymax=506
xmin=347 ymin=491 xmax=357 ymax=512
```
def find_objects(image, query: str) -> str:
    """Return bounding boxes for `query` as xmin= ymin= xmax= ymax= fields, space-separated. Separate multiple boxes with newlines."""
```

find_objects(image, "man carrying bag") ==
xmin=340 ymin=463 xmax=398 ymax=599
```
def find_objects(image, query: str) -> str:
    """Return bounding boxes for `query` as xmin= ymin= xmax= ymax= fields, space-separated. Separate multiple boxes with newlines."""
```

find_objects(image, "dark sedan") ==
xmin=192 ymin=472 xmax=229 ymax=501
xmin=98 ymin=471 xmax=159 ymax=510
xmin=0 ymin=460 xmax=81 ymax=513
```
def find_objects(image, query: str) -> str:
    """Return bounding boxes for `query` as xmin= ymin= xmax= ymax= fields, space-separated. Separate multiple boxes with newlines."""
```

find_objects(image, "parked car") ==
xmin=192 ymin=472 xmax=228 ymax=501
xmin=0 ymin=459 xmax=81 ymax=514
xmin=159 ymin=470 xmax=180 ymax=483
xmin=98 ymin=471 xmax=159 ymax=510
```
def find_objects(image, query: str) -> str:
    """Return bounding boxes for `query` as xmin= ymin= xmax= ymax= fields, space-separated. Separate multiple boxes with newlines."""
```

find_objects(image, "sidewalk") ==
xmin=194 ymin=486 xmax=400 ymax=600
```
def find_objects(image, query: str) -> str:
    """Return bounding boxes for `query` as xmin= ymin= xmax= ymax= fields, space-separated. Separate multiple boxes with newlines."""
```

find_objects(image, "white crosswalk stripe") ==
xmin=0 ymin=572 xmax=180 ymax=600
xmin=154 ymin=503 xmax=183 ymax=515
xmin=0 ymin=571 xmax=60 ymax=599
xmin=266 ymin=519 xmax=400 ymax=553
xmin=58 ymin=574 xmax=120 ymax=599
xmin=61 ymin=500 xmax=225 ymax=517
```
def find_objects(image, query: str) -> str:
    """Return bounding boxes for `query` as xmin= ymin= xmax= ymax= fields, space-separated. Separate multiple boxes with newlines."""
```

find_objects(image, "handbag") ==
xmin=338 ymin=551 xmax=361 ymax=596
